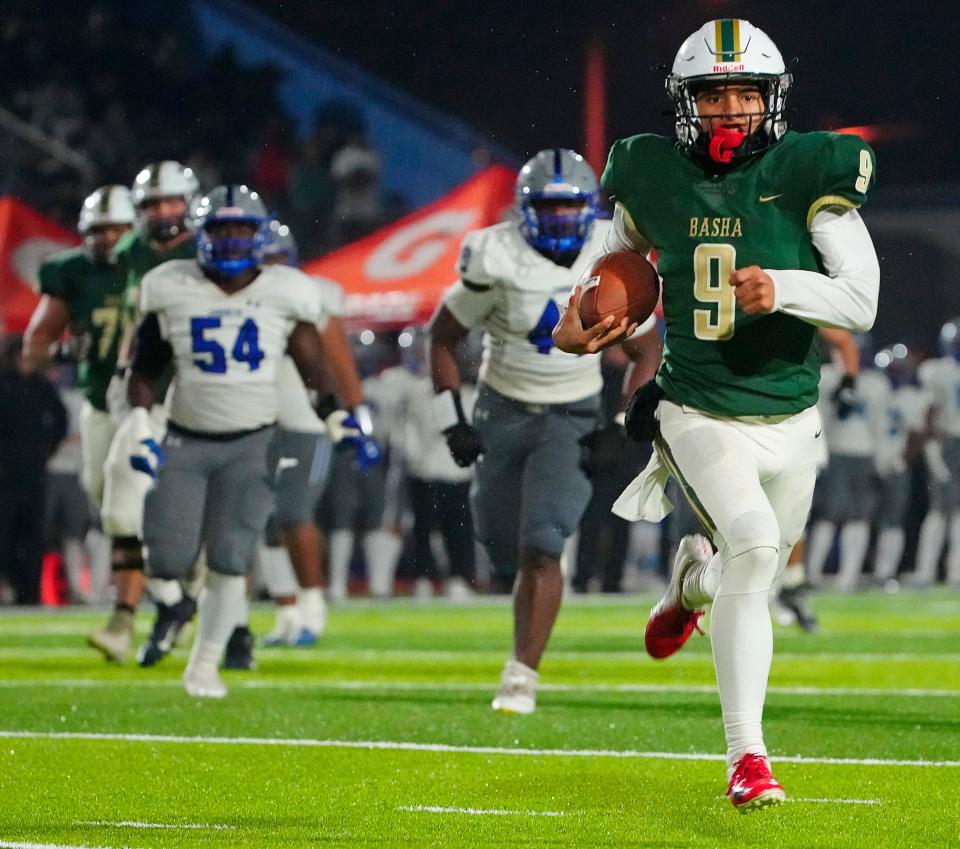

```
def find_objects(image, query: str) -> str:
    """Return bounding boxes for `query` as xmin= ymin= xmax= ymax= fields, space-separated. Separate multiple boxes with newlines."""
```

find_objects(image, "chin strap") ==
xmin=708 ymin=126 xmax=746 ymax=164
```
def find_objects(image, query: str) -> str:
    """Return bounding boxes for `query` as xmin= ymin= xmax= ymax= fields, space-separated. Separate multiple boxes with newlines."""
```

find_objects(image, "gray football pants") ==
xmin=143 ymin=425 xmax=277 ymax=579
xmin=471 ymin=384 xmax=598 ymax=576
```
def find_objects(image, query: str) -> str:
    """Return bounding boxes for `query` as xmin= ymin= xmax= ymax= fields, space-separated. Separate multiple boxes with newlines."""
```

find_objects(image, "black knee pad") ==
xmin=110 ymin=536 xmax=144 ymax=572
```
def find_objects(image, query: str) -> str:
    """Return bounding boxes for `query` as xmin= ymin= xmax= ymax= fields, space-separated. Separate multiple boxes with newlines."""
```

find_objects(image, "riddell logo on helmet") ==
xmin=712 ymin=63 xmax=745 ymax=72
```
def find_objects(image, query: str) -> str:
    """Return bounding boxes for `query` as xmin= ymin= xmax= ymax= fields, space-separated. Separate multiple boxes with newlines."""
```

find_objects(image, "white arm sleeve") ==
xmin=767 ymin=207 xmax=879 ymax=332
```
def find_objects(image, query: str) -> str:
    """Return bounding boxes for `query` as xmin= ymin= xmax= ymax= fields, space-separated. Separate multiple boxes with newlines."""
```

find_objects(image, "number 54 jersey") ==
xmin=139 ymin=260 xmax=322 ymax=434
xmin=603 ymin=130 xmax=876 ymax=417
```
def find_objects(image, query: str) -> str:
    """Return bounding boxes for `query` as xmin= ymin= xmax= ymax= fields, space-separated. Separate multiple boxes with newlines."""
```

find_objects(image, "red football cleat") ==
xmin=726 ymin=753 xmax=786 ymax=813
xmin=644 ymin=534 xmax=711 ymax=659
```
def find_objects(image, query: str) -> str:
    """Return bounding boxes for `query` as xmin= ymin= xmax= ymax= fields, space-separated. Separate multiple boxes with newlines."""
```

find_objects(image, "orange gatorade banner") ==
xmin=0 ymin=197 xmax=79 ymax=334
xmin=304 ymin=165 xmax=515 ymax=329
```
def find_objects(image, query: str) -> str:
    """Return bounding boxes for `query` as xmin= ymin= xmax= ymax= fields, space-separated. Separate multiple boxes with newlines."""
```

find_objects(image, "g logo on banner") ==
xmin=365 ymin=210 xmax=478 ymax=281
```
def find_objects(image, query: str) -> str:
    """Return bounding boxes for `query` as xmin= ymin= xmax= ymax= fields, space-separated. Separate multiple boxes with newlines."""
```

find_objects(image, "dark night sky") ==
xmin=253 ymin=0 xmax=960 ymax=187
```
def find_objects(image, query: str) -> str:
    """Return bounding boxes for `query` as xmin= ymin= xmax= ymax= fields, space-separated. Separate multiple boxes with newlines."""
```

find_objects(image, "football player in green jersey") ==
xmin=25 ymin=184 xmax=135 ymax=597
xmin=554 ymin=19 xmax=879 ymax=811
xmin=87 ymin=161 xmax=200 ymax=664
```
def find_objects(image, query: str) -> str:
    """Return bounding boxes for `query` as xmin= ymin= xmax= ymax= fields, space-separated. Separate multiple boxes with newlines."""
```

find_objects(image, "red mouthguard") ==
xmin=708 ymin=126 xmax=746 ymax=163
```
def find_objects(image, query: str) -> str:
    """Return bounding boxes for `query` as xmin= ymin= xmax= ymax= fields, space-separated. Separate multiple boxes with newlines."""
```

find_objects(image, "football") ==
xmin=578 ymin=250 xmax=660 ymax=328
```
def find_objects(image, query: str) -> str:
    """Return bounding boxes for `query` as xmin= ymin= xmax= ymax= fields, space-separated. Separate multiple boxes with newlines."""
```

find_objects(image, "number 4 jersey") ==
xmin=443 ymin=220 xmax=653 ymax=405
xmin=139 ymin=260 xmax=322 ymax=434
xmin=603 ymin=130 xmax=876 ymax=417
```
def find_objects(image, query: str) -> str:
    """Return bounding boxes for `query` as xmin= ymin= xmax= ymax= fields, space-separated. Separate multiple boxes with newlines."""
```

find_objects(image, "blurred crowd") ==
xmin=0 ymin=1 xmax=403 ymax=258
xmin=3 ymin=325 xmax=958 ymax=608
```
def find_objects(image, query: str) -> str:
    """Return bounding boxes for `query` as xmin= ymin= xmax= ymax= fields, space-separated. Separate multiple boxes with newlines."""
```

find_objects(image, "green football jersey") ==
xmin=39 ymin=248 xmax=127 ymax=411
xmin=114 ymin=230 xmax=197 ymax=398
xmin=602 ymin=130 xmax=876 ymax=417
xmin=115 ymin=229 xmax=197 ymax=324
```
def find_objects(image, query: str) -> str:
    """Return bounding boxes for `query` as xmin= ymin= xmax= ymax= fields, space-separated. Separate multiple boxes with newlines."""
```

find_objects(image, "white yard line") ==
xmin=398 ymin=805 xmax=563 ymax=817
xmin=1 ymin=677 xmax=958 ymax=699
xmin=790 ymin=797 xmax=882 ymax=805
xmin=1 ymin=646 xmax=958 ymax=663
xmin=78 ymin=820 xmax=234 ymax=830
xmin=0 ymin=842 xmax=133 ymax=849
xmin=2 ymin=729 xmax=958 ymax=768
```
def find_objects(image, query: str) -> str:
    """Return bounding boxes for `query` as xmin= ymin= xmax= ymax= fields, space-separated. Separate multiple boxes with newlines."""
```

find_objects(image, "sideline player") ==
xmin=257 ymin=222 xmax=373 ymax=647
xmin=774 ymin=327 xmax=860 ymax=630
xmin=806 ymin=338 xmax=889 ymax=590
xmin=871 ymin=345 xmax=930 ymax=585
xmin=117 ymin=184 xmax=373 ymax=697
xmin=82 ymin=161 xmax=200 ymax=663
xmin=429 ymin=148 xmax=659 ymax=715
xmin=553 ymin=19 xmax=879 ymax=810
xmin=912 ymin=318 xmax=960 ymax=587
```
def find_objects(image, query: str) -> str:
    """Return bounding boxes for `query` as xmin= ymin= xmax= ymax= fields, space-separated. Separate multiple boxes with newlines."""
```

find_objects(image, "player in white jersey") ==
xmin=913 ymin=319 xmax=960 ymax=587
xmin=116 ymin=184 xmax=373 ymax=697
xmin=429 ymin=149 xmax=658 ymax=714
xmin=806 ymin=350 xmax=890 ymax=590
xmin=256 ymin=223 xmax=374 ymax=648
xmin=871 ymin=346 xmax=930 ymax=585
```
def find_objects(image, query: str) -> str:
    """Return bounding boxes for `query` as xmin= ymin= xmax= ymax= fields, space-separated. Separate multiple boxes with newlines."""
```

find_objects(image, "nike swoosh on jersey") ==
xmin=814 ymin=429 xmax=822 ymax=438
xmin=759 ymin=194 xmax=784 ymax=203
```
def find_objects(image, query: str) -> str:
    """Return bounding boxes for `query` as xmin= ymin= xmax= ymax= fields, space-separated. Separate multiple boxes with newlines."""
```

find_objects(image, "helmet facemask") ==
xmin=138 ymin=196 xmax=193 ymax=245
xmin=519 ymin=196 xmax=598 ymax=255
xmin=198 ymin=219 xmax=268 ymax=276
xmin=667 ymin=72 xmax=791 ymax=164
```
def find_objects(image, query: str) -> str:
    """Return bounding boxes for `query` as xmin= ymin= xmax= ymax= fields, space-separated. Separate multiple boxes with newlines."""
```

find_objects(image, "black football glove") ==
xmin=832 ymin=375 xmax=858 ymax=420
xmin=578 ymin=423 xmax=628 ymax=477
xmin=433 ymin=389 xmax=484 ymax=467
xmin=444 ymin=421 xmax=484 ymax=467
xmin=624 ymin=379 xmax=665 ymax=442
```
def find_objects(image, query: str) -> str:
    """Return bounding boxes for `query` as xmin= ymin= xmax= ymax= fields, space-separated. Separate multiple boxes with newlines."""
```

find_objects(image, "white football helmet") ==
xmin=78 ymin=185 xmax=135 ymax=263
xmin=131 ymin=160 xmax=199 ymax=243
xmin=666 ymin=19 xmax=792 ymax=162
xmin=131 ymin=160 xmax=199 ymax=207
xmin=78 ymin=185 xmax=135 ymax=233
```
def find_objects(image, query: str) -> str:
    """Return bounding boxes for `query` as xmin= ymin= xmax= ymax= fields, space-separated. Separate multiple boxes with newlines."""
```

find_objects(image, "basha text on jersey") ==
xmin=689 ymin=217 xmax=743 ymax=238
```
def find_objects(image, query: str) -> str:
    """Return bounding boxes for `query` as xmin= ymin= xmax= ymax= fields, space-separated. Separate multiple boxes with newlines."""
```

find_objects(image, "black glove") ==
xmin=433 ymin=388 xmax=484 ymax=467
xmin=832 ymin=375 xmax=858 ymax=420
xmin=624 ymin=379 xmax=665 ymax=442
xmin=444 ymin=421 xmax=484 ymax=468
xmin=578 ymin=423 xmax=628 ymax=477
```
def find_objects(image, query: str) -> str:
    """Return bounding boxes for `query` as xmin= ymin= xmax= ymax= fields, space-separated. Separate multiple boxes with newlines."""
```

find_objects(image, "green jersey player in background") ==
xmin=92 ymin=160 xmax=199 ymax=664
xmin=25 ymin=185 xmax=136 ymax=601
xmin=554 ymin=19 xmax=879 ymax=811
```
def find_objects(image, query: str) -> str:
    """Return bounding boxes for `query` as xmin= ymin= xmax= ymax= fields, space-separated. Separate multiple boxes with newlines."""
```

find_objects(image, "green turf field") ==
xmin=0 ymin=590 xmax=958 ymax=848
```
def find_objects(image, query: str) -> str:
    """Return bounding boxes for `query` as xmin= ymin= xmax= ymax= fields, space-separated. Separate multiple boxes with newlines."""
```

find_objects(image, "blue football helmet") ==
xmin=193 ymin=184 xmax=269 ymax=275
xmin=515 ymin=148 xmax=598 ymax=254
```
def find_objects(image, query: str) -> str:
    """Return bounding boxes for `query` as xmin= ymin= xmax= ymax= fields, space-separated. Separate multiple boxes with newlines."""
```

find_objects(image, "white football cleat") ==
xmin=262 ymin=604 xmax=303 ymax=647
xmin=491 ymin=659 xmax=538 ymax=714
xmin=183 ymin=662 xmax=228 ymax=698
xmin=446 ymin=576 xmax=475 ymax=602
xmin=87 ymin=611 xmax=134 ymax=664
xmin=413 ymin=577 xmax=434 ymax=600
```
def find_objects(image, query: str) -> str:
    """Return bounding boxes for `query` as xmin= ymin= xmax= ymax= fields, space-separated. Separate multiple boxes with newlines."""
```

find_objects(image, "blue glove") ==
xmin=130 ymin=437 xmax=166 ymax=478
xmin=337 ymin=413 xmax=382 ymax=471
